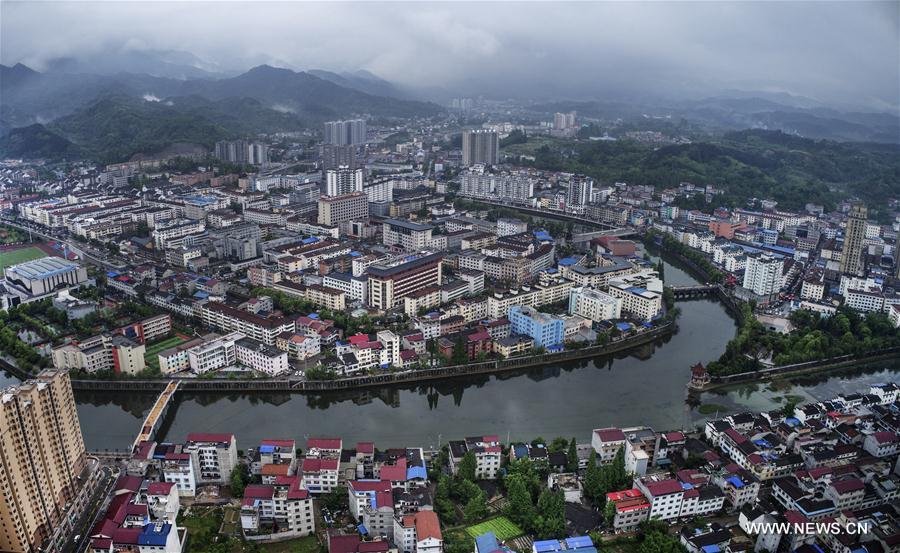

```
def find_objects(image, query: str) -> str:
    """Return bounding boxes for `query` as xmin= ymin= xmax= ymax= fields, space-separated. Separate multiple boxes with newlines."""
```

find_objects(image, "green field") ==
xmin=260 ymin=536 xmax=320 ymax=553
xmin=465 ymin=517 xmax=525 ymax=541
xmin=1 ymin=246 xmax=48 ymax=268
xmin=144 ymin=336 xmax=186 ymax=370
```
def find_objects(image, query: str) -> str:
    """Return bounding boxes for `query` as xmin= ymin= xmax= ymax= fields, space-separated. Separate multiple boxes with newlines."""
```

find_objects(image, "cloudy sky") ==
xmin=2 ymin=1 xmax=898 ymax=110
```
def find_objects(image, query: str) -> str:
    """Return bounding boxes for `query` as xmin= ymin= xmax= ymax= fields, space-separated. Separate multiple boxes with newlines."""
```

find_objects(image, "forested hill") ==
xmin=520 ymin=129 xmax=900 ymax=218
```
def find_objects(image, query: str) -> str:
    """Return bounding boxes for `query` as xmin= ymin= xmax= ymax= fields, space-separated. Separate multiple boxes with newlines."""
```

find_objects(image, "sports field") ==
xmin=143 ymin=336 xmax=186 ymax=370
xmin=0 ymin=246 xmax=48 ymax=268
xmin=465 ymin=517 xmax=525 ymax=541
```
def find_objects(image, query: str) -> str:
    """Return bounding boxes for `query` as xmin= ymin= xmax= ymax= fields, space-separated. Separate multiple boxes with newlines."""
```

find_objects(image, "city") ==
xmin=1 ymin=2 xmax=899 ymax=553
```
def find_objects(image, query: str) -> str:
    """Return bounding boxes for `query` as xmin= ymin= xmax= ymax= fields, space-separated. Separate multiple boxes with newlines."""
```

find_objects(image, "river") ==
xmin=1 ymin=251 xmax=896 ymax=451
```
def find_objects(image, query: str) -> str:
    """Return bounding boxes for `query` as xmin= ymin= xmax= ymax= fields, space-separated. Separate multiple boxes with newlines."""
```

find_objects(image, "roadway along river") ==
xmin=1 ymin=251 xmax=897 ymax=451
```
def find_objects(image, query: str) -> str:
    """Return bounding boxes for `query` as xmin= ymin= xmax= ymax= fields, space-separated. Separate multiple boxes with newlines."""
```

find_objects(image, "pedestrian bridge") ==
xmin=133 ymin=380 xmax=179 ymax=450
xmin=668 ymin=285 xmax=719 ymax=299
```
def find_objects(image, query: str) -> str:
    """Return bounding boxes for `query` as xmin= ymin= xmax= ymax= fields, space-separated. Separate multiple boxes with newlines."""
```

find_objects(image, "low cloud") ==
xmin=1 ymin=1 xmax=897 ymax=110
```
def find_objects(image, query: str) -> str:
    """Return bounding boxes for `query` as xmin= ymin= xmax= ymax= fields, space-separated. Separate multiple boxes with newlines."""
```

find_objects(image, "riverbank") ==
xmin=698 ymin=346 xmax=900 ymax=392
xmin=1 ymin=322 xmax=676 ymax=392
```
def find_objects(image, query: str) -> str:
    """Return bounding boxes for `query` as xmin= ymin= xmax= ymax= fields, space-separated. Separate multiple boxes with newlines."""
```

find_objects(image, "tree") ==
xmin=505 ymin=474 xmax=535 ymax=528
xmin=566 ymin=437 xmax=579 ymax=472
xmin=584 ymin=450 xmax=602 ymax=503
xmin=323 ymin=485 xmax=348 ymax=512
xmin=230 ymin=466 xmax=247 ymax=498
xmin=464 ymin=489 xmax=488 ymax=522
xmin=603 ymin=500 xmax=617 ymax=527
xmin=451 ymin=337 xmax=469 ymax=365
xmin=533 ymin=489 xmax=566 ymax=538
xmin=458 ymin=451 xmax=477 ymax=482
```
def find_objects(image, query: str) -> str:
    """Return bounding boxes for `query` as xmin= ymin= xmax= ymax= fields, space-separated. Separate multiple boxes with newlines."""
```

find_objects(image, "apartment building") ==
xmin=394 ymin=510 xmax=443 ymax=553
xmin=0 ymin=370 xmax=88 ymax=553
xmin=608 ymin=272 xmax=663 ymax=321
xmin=317 ymin=192 xmax=369 ymax=230
xmin=234 ymin=337 xmax=290 ymax=377
xmin=184 ymin=433 xmax=238 ymax=484
xmin=509 ymin=305 xmax=564 ymax=348
xmin=448 ymin=435 xmax=503 ymax=480
xmin=200 ymin=302 xmax=295 ymax=345
xmin=52 ymin=333 xmax=147 ymax=375
xmin=383 ymin=219 xmax=435 ymax=251
xmin=241 ymin=476 xmax=315 ymax=538
xmin=569 ymin=286 xmax=622 ymax=322
xmin=743 ymin=253 xmax=784 ymax=296
xmin=367 ymin=253 xmax=444 ymax=310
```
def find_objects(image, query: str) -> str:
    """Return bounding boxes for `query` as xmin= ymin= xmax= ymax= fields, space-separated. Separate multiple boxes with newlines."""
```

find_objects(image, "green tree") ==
xmin=603 ymin=500 xmax=617 ymax=527
xmin=566 ymin=437 xmax=579 ymax=472
xmin=230 ymin=466 xmax=247 ymax=498
xmin=464 ymin=489 xmax=488 ymax=522
xmin=505 ymin=474 xmax=535 ymax=529
xmin=458 ymin=451 xmax=477 ymax=482
xmin=323 ymin=485 xmax=348 ymax=512
xmin=533 ymin=489 xmax=566 ymax=538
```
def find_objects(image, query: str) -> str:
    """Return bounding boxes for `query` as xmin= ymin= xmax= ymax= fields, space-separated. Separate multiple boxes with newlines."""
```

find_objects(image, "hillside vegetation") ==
xmin=516 ymin=130 xmax=900 ymax=217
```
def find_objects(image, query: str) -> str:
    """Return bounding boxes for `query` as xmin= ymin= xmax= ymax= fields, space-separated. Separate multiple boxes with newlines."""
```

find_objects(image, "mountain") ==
xmin=0 ymin=63 xmax=442 ymax=134
xmin=528 ymin=95 xmax=900 ymax=143
xmin=0 ymin=94 xmax=308 ymax=162
xmin=0 ymin=124 xmax=78 ymax=159
xmin=177 ymin=65 xmax=440 ymax=119
xmin=43 ymin=48 xmax=227 ymax=80
xmin=307 ymin=69 xmax=407 ymax=99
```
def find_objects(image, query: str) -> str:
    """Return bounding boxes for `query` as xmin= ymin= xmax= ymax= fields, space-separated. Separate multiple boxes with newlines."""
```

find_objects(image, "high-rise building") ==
xmin=318 ymin=192 xmax=369 ymax=229
xmin=566 ymin=175 xmax=594 ymax=207
xmin=460 ymin=171 xmax=534 ymax=202
xmin=0 ymin=370 xmax=88 ymax=553
xmin=214 ymin=140 xmax=269 ymax=165
xmin=742 ymin=253 xmax=784 ymax=296
xmin=462 ymin=129 xmax=499 ymax=166
xmin=324 ymin=120 xmax=367 ymax=145
xmin=553 ymin=111 xmax=576 ymax=130
xmin=321 ymin=144 xmax=357 ymax=170
xmin=840 ymin=204 xmax=868 ymax=277
xmin=325 ymin=166 xmax=365 ymax=197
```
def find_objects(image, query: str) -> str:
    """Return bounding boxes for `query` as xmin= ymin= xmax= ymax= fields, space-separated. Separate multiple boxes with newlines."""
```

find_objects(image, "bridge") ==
xmin=571 ymin=228 xmax=638 ymax=243
xmin=133 ymin=380 xmax=180 ymax=450
xmin=668 ymin=285 xmax=719 ymax=299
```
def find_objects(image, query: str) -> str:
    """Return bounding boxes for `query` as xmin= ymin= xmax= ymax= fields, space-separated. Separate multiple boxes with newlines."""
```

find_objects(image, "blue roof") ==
xmin=302 ymin=237 xmax=319 ymax=244
xmin=512 ymin=444 xmax=529 ymax=459
xmin=701 ymin=546 xmax=720 ymax=553
xmin=558 ymin=257 xmax=580 ymax=266
xmin=533 ymin=540 xmax=560 ymax=553
xmin=566 ymin=537 xmax=594 ymax=549
xmin=407 ymin=466 xmax=427 ymax=480
xmin=139 ymin=524 xmax=171 ymax=546
xmin=193 ymin=291 xmax=209 ymax=299
xmin=358 ymin=524 xmax=368 ymax=535
xmin=726 ymin=476 xmax=745 ymax=488
xmin=616 ymin=322 xmax=632 ymax=331
xmin=681 ymin=482 xmax=694 ymax=490
xmin=259 ymin=445 xmax=275 ymax=453
xmin=475 ymin=533 xmax=500 ymax=553
xmin=534 ymin=231 xmax=552 ymax=241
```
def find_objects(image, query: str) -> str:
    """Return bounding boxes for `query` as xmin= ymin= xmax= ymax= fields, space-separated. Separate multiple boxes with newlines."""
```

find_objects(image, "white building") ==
xmin=742 ymin=254 xmax=784 ymax=296
xmin=569 ymin=286 xmax=622 ymax=322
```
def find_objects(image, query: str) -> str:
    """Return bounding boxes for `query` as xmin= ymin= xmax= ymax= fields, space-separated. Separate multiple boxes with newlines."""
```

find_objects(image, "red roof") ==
xmin=303 ymin=458 xmax=339 ymax=472
xmin=147 ymin=482 xmax=175 ymax=495
xmin=644 ymin=479 xmax=684 ymax=497
xmin=348 ymin=333 xmax=370 ymax=345
xmin=664 ymin=431 xmax=686 ymax=443
xmin=307 ymin=437 xmax=342 ymax=450
xmin=831 ymin=478 xmax=865 ymax=494
xmin=186 ymin=432 xmax=233 ymax=444
xmin=244 ymin=484 xmax=274 ymax=500
xmin=404 ymin=510 xmax=441 ymax=540
xmin=358 ymin=542 xmax=390 ymax=553
xmin=381 ymin=458 xmax=408 ymax=481
xmin=724 ymin=428 xmax=748 ymax=444
xmin=350 ymin=480 xmax=392 ymax=493
xmin=111 ymin=527 xmax=142 ymax=545
xmin=261 ymin=439 xmax=295 ymax=448
xmin=873 ymin=431 xmax=899 ymax=444
xmin=594 ymin=428 xmax=626 ymax=442
xmin=357 ymin=442 xmax=375 ymax=454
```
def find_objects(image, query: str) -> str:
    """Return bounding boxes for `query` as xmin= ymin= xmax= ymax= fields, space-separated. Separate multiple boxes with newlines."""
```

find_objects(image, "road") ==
xmin=1 ymin=216 xmax=128 ymax=271
xmin=65 ymin=463 xmax=117 ymax=553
